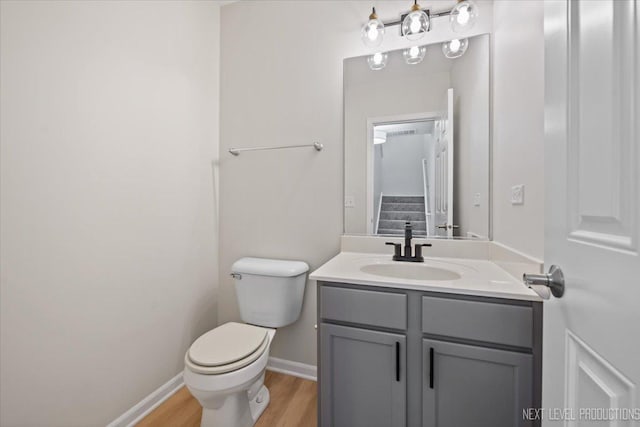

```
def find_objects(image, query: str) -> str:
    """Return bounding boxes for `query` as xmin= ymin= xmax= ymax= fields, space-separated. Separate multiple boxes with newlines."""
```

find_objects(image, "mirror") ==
xmin=344 ymin=34 xmax=490 ymax=239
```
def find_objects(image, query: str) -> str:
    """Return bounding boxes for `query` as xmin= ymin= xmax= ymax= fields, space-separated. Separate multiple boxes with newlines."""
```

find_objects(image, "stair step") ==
xmin=377 ymin=228 xmax=427 ymax=236
xmin=379 ymin=211 xmax=426 ymax=221
xmin=381 ymin=196 xmax=424 ymax=204
xmin=378 ymin=220 xmax=426 ymax=231
xmin=381 ymin=203 xmax=424 ymax=212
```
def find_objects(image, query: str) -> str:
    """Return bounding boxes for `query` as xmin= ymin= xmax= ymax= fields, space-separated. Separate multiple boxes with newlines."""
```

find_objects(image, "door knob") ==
xmin=523 ymin=265 xmax=565 ymax=298
xmin=436 ymin=223 xmax=460 ymax=230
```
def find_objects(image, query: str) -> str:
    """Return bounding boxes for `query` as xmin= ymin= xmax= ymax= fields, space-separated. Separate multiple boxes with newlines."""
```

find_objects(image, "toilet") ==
xmin=183 ymin=257 xmax=309 ymax=427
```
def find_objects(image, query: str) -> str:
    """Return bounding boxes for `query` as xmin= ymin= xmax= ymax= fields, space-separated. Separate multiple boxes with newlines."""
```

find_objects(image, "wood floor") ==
xmin=137 ymin=371 xmax=317 ymax=427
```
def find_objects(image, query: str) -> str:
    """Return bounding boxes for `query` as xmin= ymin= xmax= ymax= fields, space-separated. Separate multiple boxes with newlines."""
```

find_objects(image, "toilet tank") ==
xmin=232 ymin=257 xmax=309 ymax=328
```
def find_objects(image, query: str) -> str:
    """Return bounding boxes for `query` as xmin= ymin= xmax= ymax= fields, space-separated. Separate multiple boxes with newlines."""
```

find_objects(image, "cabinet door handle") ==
xmin=429 ymin=347 xmax=434 ymax=389
xmin=395 ymin=342 xmax=400 ymax=382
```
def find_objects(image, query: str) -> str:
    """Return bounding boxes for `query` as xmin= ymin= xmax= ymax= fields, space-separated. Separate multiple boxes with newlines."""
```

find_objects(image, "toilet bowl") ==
xmin=184 ymin=257 xmax=309 ymax=427
xmin=184 ymin=323 xmax=277 ymax=427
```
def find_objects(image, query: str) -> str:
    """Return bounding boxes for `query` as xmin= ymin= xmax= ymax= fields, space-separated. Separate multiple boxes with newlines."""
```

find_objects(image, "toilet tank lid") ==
xmin=232 ymin=257 xmax=309 ymax=277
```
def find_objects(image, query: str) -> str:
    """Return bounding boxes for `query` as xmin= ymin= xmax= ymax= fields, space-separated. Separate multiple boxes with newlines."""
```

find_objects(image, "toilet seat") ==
xmin=185 ymin=322 xmax=269 ymax=375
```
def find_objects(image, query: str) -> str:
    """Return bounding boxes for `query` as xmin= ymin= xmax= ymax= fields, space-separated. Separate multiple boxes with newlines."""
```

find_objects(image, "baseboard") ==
xmin=106 ymin=372 xmax=184 ymax=427
xmin=267 ymin=357 xmax=317 ymax=382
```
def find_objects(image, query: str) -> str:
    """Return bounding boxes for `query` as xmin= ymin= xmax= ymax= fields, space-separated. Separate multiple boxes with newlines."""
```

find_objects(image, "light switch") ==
xmin=344 ymin=196 xmax=355 ymax=208
xmin=511 ymin=185 xmax=525 ymax=205
xmin=473 ymin=193 xmax=481 ymax=206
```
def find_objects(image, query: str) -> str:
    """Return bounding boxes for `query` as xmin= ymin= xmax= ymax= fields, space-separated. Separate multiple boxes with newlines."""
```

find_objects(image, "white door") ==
xmin=544 ymin=1 xmax=640 ymax=425
xmin=434 ymin=88 xmax=454 ymax=237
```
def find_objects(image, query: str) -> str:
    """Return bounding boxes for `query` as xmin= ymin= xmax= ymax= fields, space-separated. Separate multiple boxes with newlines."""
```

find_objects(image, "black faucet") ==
xmin=385 ymin=222 xmax=432 ymax=262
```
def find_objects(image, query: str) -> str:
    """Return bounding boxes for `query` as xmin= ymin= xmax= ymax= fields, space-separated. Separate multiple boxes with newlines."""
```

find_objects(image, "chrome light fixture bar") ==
xmin=359 ymin=0 xmax=479 ymax=43
xmin=383 ymin=7 xmax=451 ymax=35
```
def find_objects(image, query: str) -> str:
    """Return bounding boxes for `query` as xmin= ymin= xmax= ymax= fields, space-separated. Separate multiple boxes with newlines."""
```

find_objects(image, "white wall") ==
xmin=379 ymin=134 xmax=431 ymax=196
xmin=0 ymin=1 xmax=220 ymax=425
xmin=218 ymin=0 xmax=493 ymax=367
xmin=492 ymin=0 xmax=545 ymax=258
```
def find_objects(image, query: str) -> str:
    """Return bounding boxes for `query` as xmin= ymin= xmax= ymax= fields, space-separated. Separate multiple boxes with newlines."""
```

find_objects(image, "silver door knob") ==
xmin=523 ymin=265 xmax=565 ymax=298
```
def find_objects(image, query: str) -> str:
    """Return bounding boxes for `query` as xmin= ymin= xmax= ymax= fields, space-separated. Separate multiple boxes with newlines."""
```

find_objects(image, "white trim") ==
xmin=366 ymin=112 xmax=443 ymax=235
xmin=106 ymin=372 xmax=184 ymax=427
xmin=374 ymin=192 xmax=383 ymax=234
xmin=267 ymin=357 xmax=317 ymax=382
xmin=422 ymin=159 xmax=430 ymax=235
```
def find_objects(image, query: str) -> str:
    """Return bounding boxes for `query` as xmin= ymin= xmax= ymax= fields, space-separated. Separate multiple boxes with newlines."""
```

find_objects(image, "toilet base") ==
xmin=249 ymin=385 xmax=270 ymax=422
xmin=200 ymin=385 xmax=270 ymax=427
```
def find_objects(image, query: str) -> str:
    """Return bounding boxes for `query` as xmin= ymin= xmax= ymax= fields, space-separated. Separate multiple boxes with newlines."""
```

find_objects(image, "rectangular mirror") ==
xmin=344 ymin=34 xmax=490 ymax=239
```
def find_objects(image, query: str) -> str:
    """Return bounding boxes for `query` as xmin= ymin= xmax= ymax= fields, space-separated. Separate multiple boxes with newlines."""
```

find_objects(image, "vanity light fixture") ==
xmin=367 ymin=52 xmax=389 ymax=71
xmin=361 ymin=2 xmax=477 ymax=69
xmin=442 ymin=38 xmax=468 ymax=59
xmin=361 ymin=1 xmax=479 ymax=47
xmin=402 ymin=0 xmax=430 ymax=40
xmin=403 ymin=45 xmax=427 ymax=65
xmin=361 ymin=7 xmax=385 ymax=47
xmin=449 ymin=0 xmax=479 ymax=33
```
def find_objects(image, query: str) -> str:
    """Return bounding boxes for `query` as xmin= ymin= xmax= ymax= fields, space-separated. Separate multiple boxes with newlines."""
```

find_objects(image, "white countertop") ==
xmin=309 ymin=251 xmax=542 ymax=302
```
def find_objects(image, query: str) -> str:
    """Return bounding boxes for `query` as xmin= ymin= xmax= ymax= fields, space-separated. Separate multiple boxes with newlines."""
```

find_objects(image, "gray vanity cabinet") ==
xmin=320 ymin=323 xmax=406 ymax=427
xmin=318 ymin=282 xmax=542 ymax=427
xmin=422 ymin=339 xmax=533 ymax=427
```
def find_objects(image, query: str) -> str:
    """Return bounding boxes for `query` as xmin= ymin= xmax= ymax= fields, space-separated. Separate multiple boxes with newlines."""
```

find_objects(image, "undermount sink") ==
xmin=360 ymin=263 xmax=462 ymax=281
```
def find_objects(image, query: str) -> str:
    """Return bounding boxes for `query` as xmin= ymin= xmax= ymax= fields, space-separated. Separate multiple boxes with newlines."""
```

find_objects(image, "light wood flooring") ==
xmin=137 ymin=371 xmax=317 ymax=427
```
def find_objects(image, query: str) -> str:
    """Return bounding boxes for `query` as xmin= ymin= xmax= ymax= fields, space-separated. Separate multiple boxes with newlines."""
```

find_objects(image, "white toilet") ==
xmin=183 ymin=257 xmax=309 ymax=427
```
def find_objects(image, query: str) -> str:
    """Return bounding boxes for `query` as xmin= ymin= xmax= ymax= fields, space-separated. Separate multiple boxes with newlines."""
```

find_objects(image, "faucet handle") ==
xmin=414 ymin=243 xmax=432 ymax=260
xmin=385 ymin=242 xmax=402 ymax=257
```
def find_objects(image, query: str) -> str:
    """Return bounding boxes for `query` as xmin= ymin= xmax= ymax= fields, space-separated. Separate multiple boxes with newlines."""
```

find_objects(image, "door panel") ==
xmin=544 ymin=0 xmax=640 ymax=424
xmin=320 ymin=324 xmax=406 ymax=427
xmin=422 ymin=339 xmax=533 ymax=427
xmin=434 ymin=88 xmax=454 ymax=237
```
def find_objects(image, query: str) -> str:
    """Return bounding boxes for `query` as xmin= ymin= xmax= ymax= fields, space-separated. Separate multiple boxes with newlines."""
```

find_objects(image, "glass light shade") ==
xmin=442 ymin=38 xmax=468 ymax=59
xmin=361 ymin=8 xmax=385 ymax=47
xmin=401 ymin=9 xmax=430 ymax=41
xmin=367 ymin=52 xmax=388 ymax=71
xmin=403 ymin=45 xmax=426 ymax=65
xmin=449 ymin=0 xmax=479 ymax=33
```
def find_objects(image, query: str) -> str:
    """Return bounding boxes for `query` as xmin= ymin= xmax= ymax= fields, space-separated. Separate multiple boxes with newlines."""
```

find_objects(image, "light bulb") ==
xmin=409 ymin=15 xmax=421 ymax=33
xmin=450 ymin=0 xmax=478 ymax=33
xmin=457 ymin=6 xmax=470 ymax=25
xmin=367 ymin=24 xmax=379 ymax=41
xmin=403 ymin=45 xmax=426 ymax=65
xmin=401 ymin=1 xmax=430 ymax=41
xmin=361 ymin=7 xmax=385 ymax=47
xmin=442 ymin=38 xmax=468 ymax=59
xmin=367 ymin=52 xmax=388 ymax=71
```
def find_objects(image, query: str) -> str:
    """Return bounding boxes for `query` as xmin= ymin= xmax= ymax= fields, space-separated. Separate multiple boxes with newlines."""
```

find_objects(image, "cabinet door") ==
xmin=422 ymin=339 xmax=533 ymax=427
xmin=320 ymin=323 xmax=406 ymax=427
